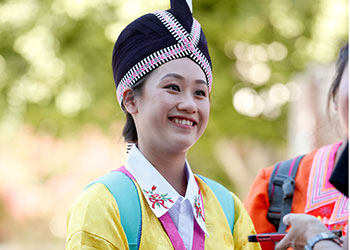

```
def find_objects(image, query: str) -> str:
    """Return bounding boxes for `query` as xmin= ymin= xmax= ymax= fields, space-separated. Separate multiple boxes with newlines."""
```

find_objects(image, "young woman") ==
xmin=66 ymin=1 xmax=260 ymax=249
xmin=275 ymin=45 xmax=348 ymax=250
xmin=244 ymin=44 xmax=348 ymax=250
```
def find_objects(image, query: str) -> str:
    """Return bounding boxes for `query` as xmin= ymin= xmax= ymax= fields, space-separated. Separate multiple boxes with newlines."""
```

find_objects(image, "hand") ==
xmin=275 ymin=213 xmax=329 ymax=250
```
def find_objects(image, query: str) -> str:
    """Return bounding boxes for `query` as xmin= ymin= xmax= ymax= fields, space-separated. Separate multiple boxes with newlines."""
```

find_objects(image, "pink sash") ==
xmin=305 ymin=143 xmax=348 ymax=234
xmin=117 ymin=166 xmax=205 ymax=250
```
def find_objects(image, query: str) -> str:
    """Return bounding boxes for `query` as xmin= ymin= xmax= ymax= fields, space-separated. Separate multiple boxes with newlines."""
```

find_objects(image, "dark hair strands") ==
xmin=327 ymin=43 xmax=348 ymax=112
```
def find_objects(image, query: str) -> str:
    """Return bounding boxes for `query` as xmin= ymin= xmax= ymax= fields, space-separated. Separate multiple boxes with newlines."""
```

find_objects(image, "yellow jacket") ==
xmin=66 ymin=176 xmax=260 ymax=250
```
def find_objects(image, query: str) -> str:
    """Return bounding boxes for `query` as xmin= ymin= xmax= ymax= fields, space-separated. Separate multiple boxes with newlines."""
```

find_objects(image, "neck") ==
xmin=137 ymin=143 xmax=188 ymax=196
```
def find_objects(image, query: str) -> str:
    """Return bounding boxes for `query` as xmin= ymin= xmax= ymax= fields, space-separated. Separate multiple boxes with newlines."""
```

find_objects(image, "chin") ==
xmin=167 ymin=139 xmax=196 ymax=153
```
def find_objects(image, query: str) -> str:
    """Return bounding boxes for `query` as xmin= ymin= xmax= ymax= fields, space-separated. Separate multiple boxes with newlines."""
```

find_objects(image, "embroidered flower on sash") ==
xmin=143 ymin=185 xmax=174 ymax=209
xmin=194 ymin=189 xmax=205 ymax=221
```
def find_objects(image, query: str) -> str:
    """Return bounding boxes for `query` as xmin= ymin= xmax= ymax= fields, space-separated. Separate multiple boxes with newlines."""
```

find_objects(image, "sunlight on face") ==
xmin=132 ymin=57 xmax=210 ymax=154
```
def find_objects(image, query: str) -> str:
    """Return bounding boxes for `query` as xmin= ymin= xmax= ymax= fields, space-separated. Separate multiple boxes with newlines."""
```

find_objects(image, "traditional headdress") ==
xmin=112 ymin=0 xmax=212 ymax=106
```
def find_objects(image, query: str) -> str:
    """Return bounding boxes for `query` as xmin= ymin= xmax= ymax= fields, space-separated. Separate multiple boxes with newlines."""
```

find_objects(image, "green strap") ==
xmin=87 ymin=172 xmax=236 ymax=250
xmin=86 ymin=171 xmax=141 ymax=250
xmin=197 ymin=175 xmax=235 ymax=234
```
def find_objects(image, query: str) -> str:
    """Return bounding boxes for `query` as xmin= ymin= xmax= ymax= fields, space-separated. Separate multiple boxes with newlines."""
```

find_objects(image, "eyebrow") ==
xmin=160 ymin=73 xmax=207 ymax=85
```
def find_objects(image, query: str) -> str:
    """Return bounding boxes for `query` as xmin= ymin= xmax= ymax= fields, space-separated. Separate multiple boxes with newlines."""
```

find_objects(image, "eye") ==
xmin=194 ymin=89 xmax=207 ymax=97
xmin=165 ymin=84 xmax=180 ymax=92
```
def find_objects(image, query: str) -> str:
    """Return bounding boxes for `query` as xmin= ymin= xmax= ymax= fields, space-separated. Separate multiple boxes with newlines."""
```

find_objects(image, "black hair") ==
xmin=327 ymin=43 xmax=348 ymax=110
xmin=121 ymin=76 xmax=149 ymax=143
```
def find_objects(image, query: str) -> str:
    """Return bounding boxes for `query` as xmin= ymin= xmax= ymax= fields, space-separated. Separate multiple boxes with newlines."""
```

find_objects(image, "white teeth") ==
xmin=173 ymin=118 xmax=194 ymax=126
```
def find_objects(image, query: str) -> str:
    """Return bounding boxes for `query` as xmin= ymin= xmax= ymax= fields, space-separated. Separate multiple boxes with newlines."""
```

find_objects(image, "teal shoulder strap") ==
xmin=197 ymin=175 xmax=235 ymax=234
xmin=86 ymin=170 xmax=141 ymax=250
xmin=87 ymin=171 xmax=235 ymax=249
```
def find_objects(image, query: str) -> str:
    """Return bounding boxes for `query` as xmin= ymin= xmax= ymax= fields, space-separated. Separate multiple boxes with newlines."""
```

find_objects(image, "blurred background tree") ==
xmin=0 ymin=0 xmax=347 ymax=248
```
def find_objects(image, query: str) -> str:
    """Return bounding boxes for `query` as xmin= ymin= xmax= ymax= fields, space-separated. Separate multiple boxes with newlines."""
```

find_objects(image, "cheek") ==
xmin=336 ymin=94 xmax=348 ymax=137
xmin=338 ymin=93 xmax=348 ymax=126
xmin=199 ymin=101 xmax=210 ymax=126
xmin=338 ymin=81 xmax=348 ymax=120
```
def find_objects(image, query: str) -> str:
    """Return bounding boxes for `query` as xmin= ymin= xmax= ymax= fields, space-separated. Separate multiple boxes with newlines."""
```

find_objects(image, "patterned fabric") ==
xmin=194 ymin=189 xmax=205 ymax=222
xmin=143 ymin=185 xmax=174 ymax=209
xmin=244 ymin=142 xmax=348 ymax=250
xmin=125 ymin=144 xmax=208 ymax=239
xmin=153 ymin=11 xmax=212 ymax=87
xmin=66 ymin=178 xmax=261 ymax=250
xmin=112 ymin=0 xmax=212 ymax=107
xmin=118 ymin=165 xmax=205 ymax=250
xmin=305 ymin=142 xmax=348 ymax=233
xmin=116 ymin=10 xmax=212 ymax=104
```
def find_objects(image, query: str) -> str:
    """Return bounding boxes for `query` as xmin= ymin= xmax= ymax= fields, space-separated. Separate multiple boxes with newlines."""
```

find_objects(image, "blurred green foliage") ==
xmin=0 ymin=0 xmax=347 ymax=189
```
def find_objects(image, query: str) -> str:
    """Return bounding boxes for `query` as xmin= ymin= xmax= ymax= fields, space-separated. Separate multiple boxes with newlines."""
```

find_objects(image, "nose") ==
xmin=177 ymin=92 xmax=197 ymax=113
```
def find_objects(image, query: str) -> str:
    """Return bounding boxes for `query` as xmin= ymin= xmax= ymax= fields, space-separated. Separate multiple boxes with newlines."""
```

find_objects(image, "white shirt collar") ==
xmin=125 ymin=145 xmax=208 ymax=235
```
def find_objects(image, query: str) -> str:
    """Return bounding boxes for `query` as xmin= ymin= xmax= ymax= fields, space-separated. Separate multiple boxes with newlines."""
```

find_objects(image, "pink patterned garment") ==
xmin=305 ymin=142 xmax=348 ymax=235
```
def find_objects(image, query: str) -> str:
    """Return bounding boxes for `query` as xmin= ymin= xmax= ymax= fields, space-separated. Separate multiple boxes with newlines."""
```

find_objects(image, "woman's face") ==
xmin=336 ymin=64 xmax=348 ymax=137
xmin=131 ymin=57 xmax=210 ymax=154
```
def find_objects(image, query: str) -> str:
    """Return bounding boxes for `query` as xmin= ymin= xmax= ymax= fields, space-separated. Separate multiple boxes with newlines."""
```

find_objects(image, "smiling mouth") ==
xmin=169 ymin=117 xmax=197 ymax=127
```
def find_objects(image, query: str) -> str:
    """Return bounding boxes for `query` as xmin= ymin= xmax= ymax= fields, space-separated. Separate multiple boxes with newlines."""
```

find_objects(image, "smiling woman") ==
xmin=65 ymin=0 xmax=260 ymax=249
xmin=126 ymin=58 xmax=210 ymax=159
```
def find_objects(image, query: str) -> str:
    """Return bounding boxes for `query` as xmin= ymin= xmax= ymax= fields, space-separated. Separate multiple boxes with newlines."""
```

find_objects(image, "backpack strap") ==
xmin=86 ymin=167 xmax=141 ymax=250
xmin=196 ymin=175 xmax=235 ymax=235
xmin=267 ymin=155 xmax=304 ymax=232
xmin=86 ymin=170 xmax=235 ymax=249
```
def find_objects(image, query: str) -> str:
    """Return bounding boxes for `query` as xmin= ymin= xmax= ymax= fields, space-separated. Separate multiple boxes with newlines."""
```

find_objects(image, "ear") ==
xmin=123 ymin=88 xmax=138 ymax=114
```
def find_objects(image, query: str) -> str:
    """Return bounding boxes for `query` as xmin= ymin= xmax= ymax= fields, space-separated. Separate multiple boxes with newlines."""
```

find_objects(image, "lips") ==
xmin=169 ymin=117 xmax=197 ymax=127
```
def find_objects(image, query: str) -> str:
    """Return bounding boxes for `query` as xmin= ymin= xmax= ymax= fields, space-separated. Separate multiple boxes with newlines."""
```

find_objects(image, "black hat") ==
xmin=112 ymin=0 xmax=212 ymax=105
